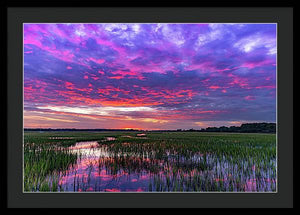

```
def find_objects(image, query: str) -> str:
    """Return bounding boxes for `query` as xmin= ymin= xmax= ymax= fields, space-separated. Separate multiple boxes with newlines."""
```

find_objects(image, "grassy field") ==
xmin=23 ymin=131 xmax=276 ymax=192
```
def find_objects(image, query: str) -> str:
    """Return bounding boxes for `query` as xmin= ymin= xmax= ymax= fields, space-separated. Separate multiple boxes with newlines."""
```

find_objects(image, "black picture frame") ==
xmin=5 ymin=4 xmax=294 ymax=208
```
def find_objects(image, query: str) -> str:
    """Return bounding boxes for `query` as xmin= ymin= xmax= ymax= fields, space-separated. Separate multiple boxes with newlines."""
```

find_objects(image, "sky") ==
xmin=23 ymin=23 xmax=276 ymax=130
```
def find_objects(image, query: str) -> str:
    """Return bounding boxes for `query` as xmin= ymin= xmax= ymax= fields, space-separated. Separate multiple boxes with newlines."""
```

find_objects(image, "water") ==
xmin=51 ymin=141 xmax=276 ymax=192
xmin=55 ymin=141 xmax=154 ymax=192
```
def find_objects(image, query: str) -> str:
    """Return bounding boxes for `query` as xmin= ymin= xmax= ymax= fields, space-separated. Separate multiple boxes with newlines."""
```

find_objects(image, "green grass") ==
xmin=23 ymin=131 xmax=276 ymax=192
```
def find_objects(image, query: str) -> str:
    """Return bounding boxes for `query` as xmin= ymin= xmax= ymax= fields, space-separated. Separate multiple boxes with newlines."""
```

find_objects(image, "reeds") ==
xmin=23 ymin=131 xmax=276 ymax=192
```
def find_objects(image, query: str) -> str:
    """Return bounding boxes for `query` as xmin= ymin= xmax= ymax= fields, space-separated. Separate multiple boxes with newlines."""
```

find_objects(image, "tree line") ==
xmin=182 ymin=122 xmax=276 ymax=133
xmin=24 ymin=122 xmax=276 ymax=133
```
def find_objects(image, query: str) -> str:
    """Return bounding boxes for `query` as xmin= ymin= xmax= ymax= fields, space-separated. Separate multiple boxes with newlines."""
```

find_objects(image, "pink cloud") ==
xmin=244 ymin=96 xmax=255 ymax=101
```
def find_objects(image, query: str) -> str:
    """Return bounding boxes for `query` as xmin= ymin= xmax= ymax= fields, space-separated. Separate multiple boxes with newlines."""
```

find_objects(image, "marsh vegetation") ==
xmin=23 ymin=131 xmax=276 ymax=192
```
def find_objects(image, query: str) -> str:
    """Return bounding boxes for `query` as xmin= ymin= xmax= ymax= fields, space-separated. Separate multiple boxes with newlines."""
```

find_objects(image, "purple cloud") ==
xmin=24 ymin=23 xmax=276 ymax=129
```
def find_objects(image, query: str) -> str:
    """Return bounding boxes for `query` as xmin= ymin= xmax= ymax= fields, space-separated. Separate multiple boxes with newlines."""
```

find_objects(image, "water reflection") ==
xmin=52 ymin=141 xmax=276 ymax=192
xmin=57 ymin=141 xmax=152 ymax=192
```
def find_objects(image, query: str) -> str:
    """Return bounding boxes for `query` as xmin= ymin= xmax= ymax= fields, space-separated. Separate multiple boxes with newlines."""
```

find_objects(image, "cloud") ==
xmin=24 ymin=23 xmax=276 ymax=129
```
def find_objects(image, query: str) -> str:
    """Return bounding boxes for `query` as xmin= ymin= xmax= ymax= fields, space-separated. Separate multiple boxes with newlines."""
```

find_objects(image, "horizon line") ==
xmin=24 ymin=122 xmax=276 ymax=131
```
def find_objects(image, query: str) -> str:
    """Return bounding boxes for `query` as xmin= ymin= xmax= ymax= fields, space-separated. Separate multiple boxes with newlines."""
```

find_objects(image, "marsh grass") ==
xmin=23 ymin=131 xmax=276 ymax=192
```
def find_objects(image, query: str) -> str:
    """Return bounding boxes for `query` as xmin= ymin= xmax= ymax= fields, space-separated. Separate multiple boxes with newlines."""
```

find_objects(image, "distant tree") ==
xmin=199 ymin=123 xmax=275 ymax=133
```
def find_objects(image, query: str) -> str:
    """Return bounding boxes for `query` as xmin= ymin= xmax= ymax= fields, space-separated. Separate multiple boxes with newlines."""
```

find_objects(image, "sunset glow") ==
xmin=24 ymin=23 xmax=276 ymax=129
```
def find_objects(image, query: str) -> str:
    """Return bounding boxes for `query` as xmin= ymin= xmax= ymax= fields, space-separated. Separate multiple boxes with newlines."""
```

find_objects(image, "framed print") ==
xmin=6 ymin=5 xmax=293 ymax=208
